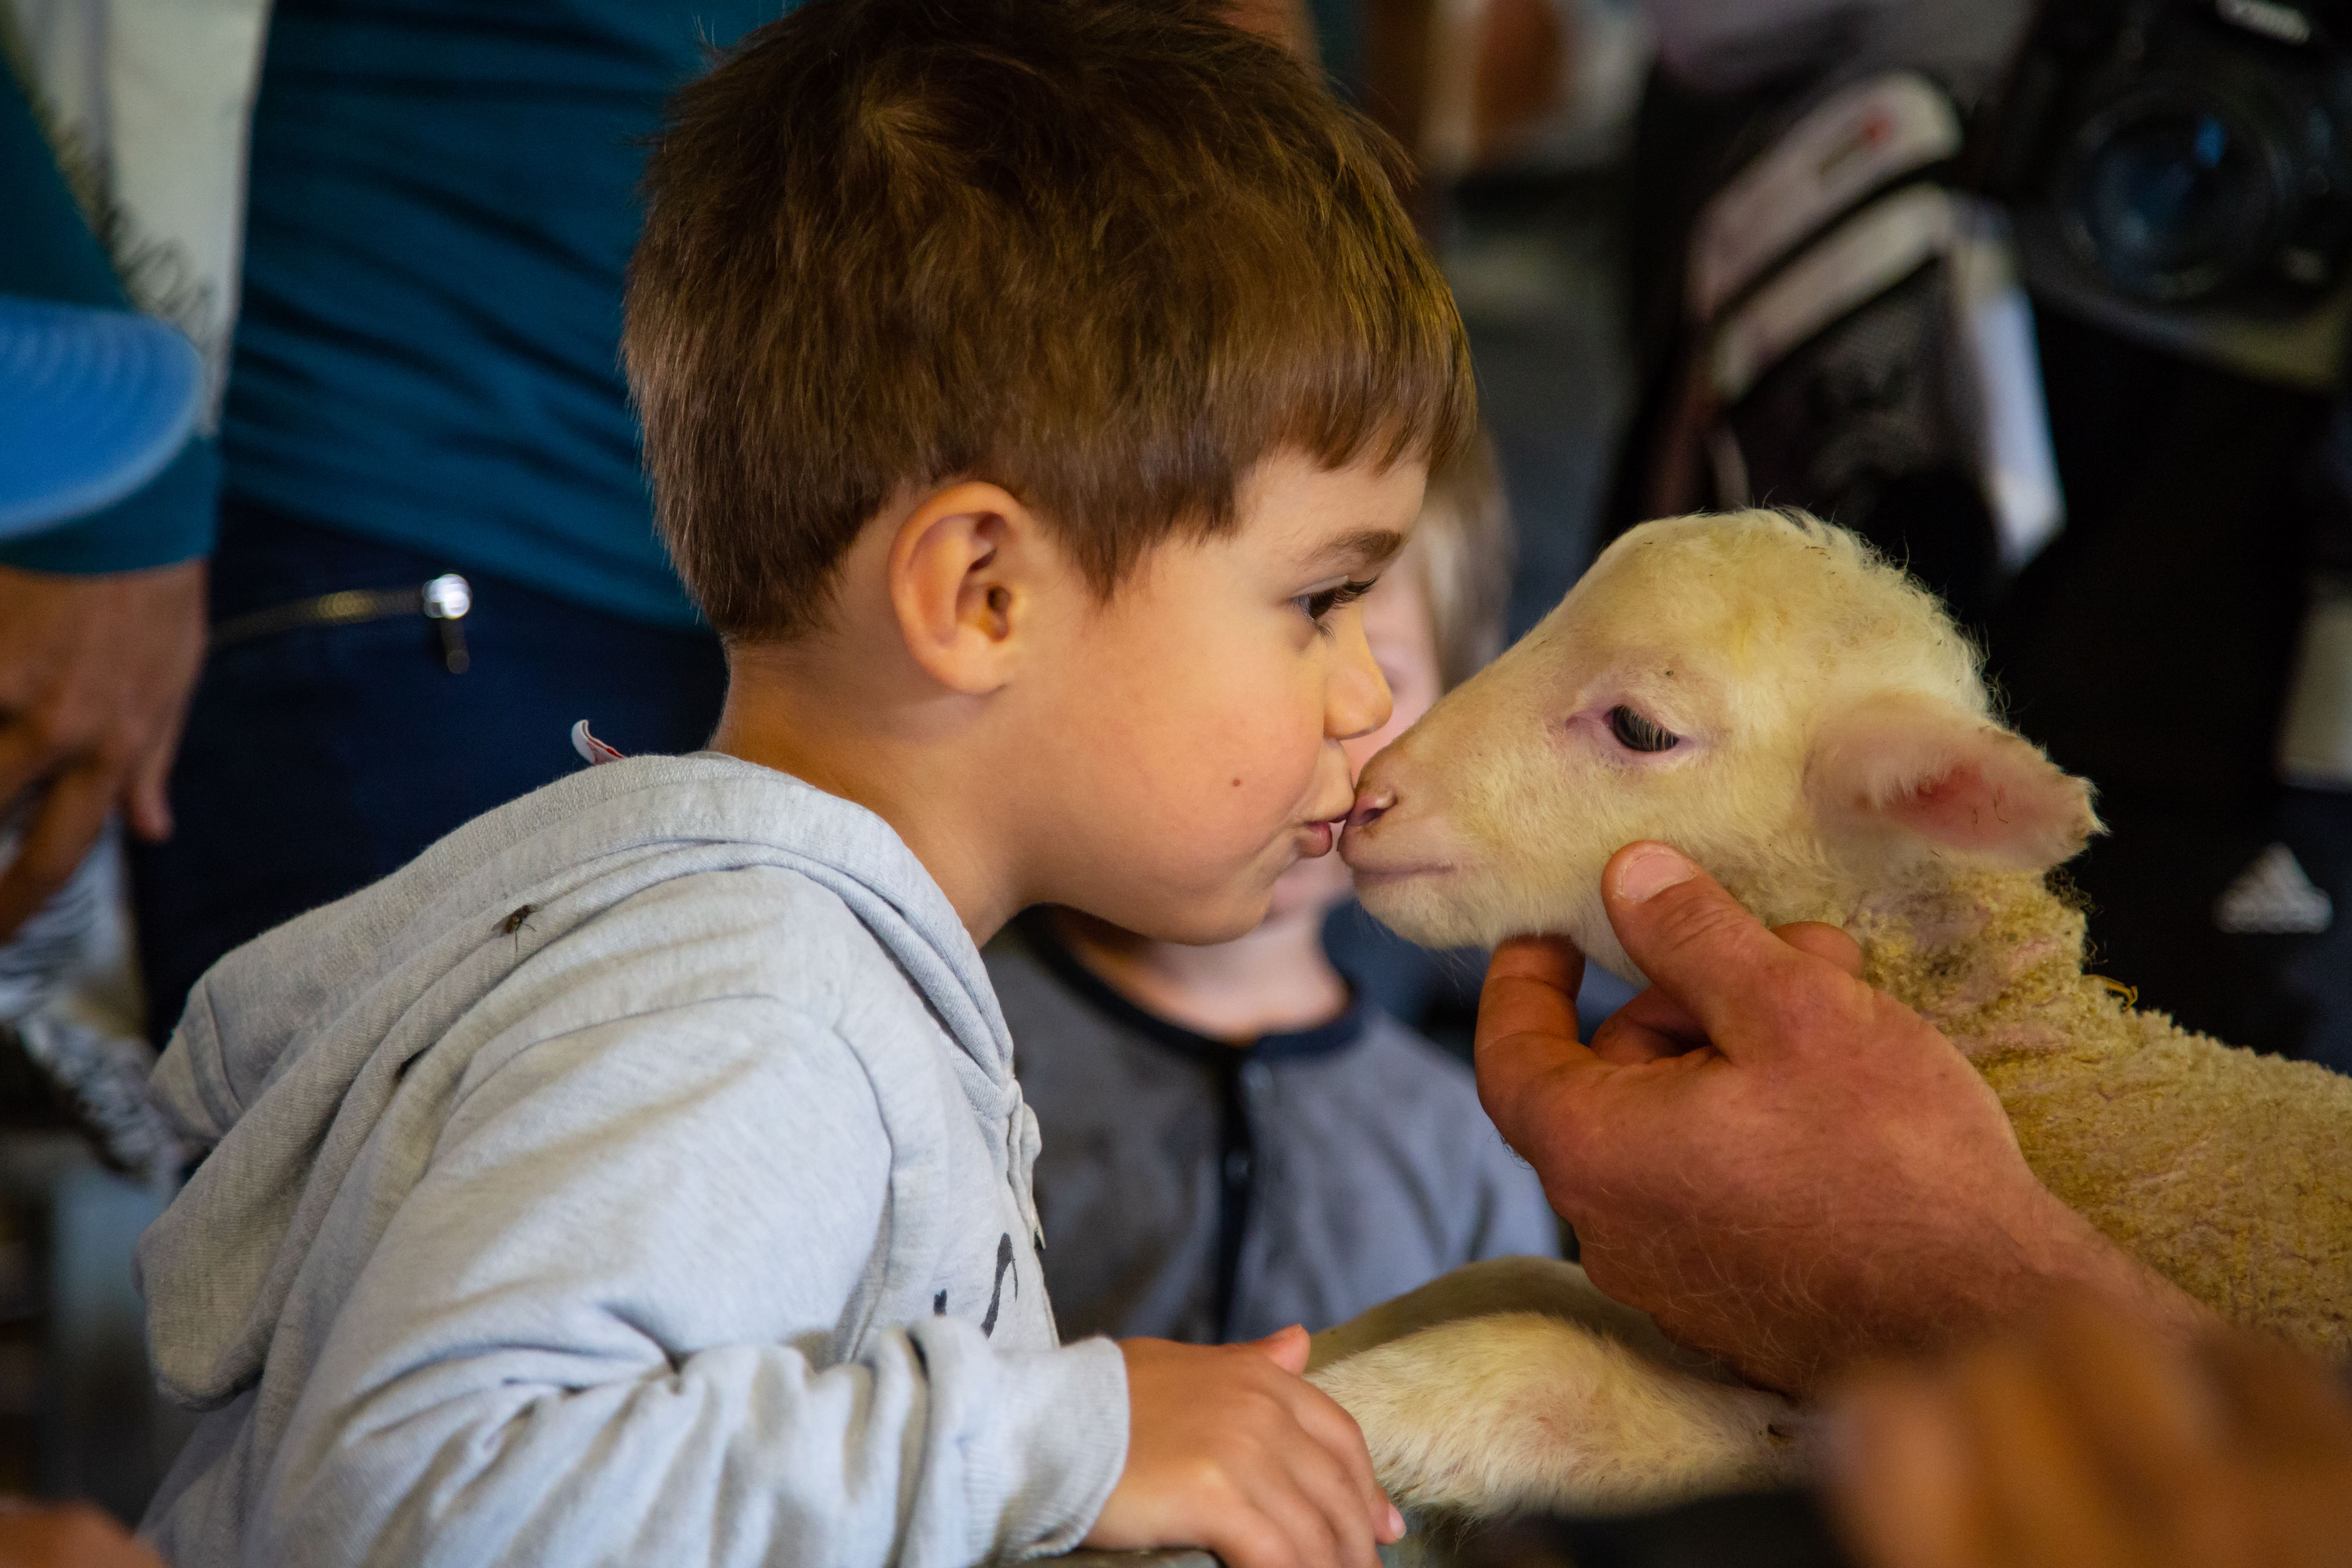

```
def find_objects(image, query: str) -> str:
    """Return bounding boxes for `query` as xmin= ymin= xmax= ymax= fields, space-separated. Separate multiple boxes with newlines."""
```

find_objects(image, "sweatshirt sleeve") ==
xmin=254 ymin=997 xmax=1129 ymax=1568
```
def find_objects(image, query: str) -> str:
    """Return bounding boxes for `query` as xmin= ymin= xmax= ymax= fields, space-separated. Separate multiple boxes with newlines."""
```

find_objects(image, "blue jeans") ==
xmin=130 ymin=498 xmax=727 ymax=1042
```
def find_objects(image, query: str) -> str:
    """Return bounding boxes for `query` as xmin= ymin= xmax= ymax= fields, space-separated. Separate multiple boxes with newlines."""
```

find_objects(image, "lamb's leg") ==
xmin=1306 ymin=1255 xmax=1736 ymax=1384
xmin=1308 ymin=1313 xmax=1807 ymax=1518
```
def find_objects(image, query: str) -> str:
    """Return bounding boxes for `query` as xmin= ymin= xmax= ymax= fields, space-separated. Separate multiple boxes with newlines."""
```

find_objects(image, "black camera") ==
xmin=1991 ymin=0 xmax=2352 ymax=388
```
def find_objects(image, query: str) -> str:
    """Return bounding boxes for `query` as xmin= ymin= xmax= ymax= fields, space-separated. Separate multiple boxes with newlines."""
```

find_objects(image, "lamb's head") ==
xmin=1341 ymin=509 xmax=2104 ymax=981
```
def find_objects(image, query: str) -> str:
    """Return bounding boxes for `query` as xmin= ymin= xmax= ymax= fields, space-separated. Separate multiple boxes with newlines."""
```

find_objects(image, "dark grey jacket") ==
xmin=989 ymin=915 xmax=1559 ymax=1345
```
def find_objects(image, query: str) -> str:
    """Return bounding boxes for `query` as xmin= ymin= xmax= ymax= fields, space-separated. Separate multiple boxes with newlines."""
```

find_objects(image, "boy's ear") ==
xmin=886 ymin=482 xmax=1042 ymax=695
xmin=1805 ymin=690 xmax=2102 ymax=872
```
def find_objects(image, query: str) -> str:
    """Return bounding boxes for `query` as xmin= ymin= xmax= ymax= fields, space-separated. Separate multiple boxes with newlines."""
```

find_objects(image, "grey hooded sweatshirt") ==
xmin=136 ymin=753 xmax=1128 ymax=1568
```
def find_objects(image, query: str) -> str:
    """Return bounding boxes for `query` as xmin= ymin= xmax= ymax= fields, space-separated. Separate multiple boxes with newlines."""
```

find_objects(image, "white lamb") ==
xmin=1305 ymin=508 xmax=2352 ymax=1520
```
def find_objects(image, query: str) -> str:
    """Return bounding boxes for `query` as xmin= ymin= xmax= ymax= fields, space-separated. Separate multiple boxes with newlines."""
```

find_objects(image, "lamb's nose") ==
xmin=1346 ymin=785 xmax=1396 ymax=830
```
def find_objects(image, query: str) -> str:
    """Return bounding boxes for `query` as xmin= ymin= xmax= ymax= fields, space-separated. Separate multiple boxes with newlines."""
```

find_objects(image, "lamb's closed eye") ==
xmin=1606 ymin=705 xmax=1678 ymax=753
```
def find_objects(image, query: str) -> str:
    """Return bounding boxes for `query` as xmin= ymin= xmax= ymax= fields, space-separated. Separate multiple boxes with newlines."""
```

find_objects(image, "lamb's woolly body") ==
xmin=1308 ymin=508 xmax=2352 ymax=1522
xmin=1857 ymin=868 xmax=2352 ymax=1362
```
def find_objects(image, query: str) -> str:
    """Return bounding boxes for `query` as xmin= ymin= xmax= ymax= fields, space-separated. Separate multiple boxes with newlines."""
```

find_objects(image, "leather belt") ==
xmin=208 ymin=573 xmax=474 ymax=672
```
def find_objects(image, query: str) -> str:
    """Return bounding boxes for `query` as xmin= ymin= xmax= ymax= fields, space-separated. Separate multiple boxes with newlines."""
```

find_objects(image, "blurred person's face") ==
xmin=1265 ymin=548 xmax=1444 ymax=922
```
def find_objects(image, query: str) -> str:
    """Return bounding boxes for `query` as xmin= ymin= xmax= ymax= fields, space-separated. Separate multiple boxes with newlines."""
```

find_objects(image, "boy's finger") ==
xmin=1203 ymin=1509 xmax=1296 ymax=1568
xmin=1276 ymin=1438 xmax=1380 ymax=1568
xmin=1286 ymin=1379 xmax=1392 ymax=1539
xmin=1247 ymin=1323 xmax=1311 ymax=1375
xmin=1246 ymin=1464 xmax=1349 ymax=1568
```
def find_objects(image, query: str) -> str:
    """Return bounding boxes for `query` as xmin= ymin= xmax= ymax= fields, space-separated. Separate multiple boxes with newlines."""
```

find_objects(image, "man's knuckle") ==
xmin=1758 ymin=979 xmax=1834 ymax=1037
xmin=1645 ymin=885 xmax=1745 ymax=949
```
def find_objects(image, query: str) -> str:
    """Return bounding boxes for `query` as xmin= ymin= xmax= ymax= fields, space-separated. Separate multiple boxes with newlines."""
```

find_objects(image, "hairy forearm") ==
xmin=1801 ymin=1191 xmax=2213 ymax=1391
xmin=2007 ymin=1193 xmax=2214 ymax=1342
xmin=1595 ymin=1181 xmax=2211 ymax=1398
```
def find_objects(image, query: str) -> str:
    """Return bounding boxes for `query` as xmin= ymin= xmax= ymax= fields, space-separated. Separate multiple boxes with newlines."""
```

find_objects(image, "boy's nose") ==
xmin=1346 ymin=785 xmax=1395 ymax=830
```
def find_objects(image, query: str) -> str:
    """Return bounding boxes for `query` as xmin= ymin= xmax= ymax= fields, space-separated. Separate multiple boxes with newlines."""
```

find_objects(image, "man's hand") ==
xmin=1474 ymin=840 xmax=2203 ymax=1393
xmin=1827 ymin=1293 xmax=2352 ymax=1568
xmin=1086 ymin=1326 xmax=1404 ymax=1568
xmin=0 ymin=561 xmax=206 ymax=940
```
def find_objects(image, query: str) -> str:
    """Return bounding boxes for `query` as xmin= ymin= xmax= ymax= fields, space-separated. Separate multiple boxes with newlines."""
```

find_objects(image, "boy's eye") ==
xmin=1295 ymin=578 xmax=1377 ymax=625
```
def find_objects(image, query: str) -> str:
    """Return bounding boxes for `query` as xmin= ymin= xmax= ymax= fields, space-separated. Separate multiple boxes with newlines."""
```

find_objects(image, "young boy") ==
xmin=992 ymin=441 xmax=1560 ymax=1345
xmin=133 ymin=3 xmax=1475 ymax=1566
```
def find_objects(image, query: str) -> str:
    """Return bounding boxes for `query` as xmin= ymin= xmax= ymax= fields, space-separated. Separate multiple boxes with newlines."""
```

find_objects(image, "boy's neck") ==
xmin=712 ymin=646 xmax=1021 ymax=946
xmin=1051 ymin=903 xmax=1351 ymax=1045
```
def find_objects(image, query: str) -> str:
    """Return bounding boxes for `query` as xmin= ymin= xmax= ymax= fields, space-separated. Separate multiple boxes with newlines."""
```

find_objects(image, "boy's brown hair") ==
xmin=626 ymin=0 xmax=1475 ymax=641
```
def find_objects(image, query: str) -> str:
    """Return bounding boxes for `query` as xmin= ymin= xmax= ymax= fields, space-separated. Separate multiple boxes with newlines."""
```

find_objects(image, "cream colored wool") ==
xmin=1856 ymin=868 xmax=2352 ymax=1362
xmin=1302 ymin=507 xmax=2352 ymax=1520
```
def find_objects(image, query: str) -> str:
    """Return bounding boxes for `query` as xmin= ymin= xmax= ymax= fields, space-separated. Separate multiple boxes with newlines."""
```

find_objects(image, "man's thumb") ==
xmin=1602 ymin=842 xmax=1804 ymax=1051
xmin=1247 ymin=1323 xmax=1311 ymax=1374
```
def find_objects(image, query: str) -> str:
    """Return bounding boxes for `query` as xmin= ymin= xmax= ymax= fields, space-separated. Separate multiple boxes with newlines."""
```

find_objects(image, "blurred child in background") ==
xmin=988 ymin=434 xmax=1559 ymax=1345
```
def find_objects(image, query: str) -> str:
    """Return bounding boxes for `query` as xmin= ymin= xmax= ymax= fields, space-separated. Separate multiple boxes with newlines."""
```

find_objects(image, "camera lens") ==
xmin=2061 ymin=87 xmax=2290 ymax=302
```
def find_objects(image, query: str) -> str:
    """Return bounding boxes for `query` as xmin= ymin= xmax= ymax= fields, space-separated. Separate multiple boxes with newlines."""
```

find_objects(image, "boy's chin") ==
xmin=1080 ymin=882 xmax=1278 ymax=948
xmin=1147 ymin=898 xmax=1275 ymax=947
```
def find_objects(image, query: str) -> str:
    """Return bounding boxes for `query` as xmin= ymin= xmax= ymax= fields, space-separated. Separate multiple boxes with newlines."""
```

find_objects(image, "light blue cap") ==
xmin=0 ymin=294 xmax=203 ymax=539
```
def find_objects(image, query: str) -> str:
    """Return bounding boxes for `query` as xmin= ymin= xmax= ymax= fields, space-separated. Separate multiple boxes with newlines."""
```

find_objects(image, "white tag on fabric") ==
xmin=571 ymin=720 xmax=627 ymax=767
xmin=1706 ymin=186 xmax=2065 ymax=570
xmin=1709 ymin=184 xmax=1957 ymax=403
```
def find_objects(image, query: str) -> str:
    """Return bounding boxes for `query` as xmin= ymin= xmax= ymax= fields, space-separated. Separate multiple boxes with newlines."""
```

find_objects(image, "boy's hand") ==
xmin=1086 ymin=1325 xmax=1404 ymax=1568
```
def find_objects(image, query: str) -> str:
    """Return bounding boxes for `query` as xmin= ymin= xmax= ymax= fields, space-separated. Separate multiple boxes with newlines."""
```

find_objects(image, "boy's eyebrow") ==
xmin=1311 ymin=528 xmax=1411 ymax=576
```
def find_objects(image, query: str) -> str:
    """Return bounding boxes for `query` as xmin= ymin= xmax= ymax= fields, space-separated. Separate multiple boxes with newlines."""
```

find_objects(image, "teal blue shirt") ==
xmin=212 ymin=0 xmax=782 ymax=627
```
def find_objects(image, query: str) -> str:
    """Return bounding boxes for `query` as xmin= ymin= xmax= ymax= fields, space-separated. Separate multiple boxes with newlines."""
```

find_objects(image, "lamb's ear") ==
xmin=1806 ymin=691 xmax=2102 ymax=871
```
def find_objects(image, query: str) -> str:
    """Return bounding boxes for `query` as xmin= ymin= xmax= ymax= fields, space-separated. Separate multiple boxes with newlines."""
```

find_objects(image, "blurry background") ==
xmin=9 ymin=0 xmax=2352 ymax=1527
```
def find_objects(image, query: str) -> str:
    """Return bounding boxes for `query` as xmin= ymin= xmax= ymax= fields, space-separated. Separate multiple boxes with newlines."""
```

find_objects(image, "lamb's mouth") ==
xmin=1343 ymin=861 xmax=1455 ymax=889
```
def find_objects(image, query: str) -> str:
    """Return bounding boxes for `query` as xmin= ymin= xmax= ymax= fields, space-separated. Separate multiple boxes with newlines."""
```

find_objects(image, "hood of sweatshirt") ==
xmin=138 ymin=753 xmax=1017 ymax=1411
